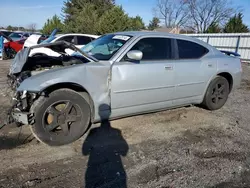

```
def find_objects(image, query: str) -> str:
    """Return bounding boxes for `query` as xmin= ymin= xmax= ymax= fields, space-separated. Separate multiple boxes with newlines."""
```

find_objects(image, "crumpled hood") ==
xmin=8 ymin=41 xmax=96 ymax=75
xmin=9 ymin=48 xmax=30 ymax=75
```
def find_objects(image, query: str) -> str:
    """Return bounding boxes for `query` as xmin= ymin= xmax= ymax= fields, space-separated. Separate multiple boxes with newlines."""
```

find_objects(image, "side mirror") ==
xmin=126 ymin=50 xmax=143 ymax=61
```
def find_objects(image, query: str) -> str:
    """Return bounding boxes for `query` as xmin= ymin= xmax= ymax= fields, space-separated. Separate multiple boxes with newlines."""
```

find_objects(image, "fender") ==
xmin=17 ymin=62 xmax=111 ymax=121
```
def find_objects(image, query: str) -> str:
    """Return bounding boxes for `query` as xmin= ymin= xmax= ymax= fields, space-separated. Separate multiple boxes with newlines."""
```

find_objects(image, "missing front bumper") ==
xmin=7 ymin=91 xmax=37 ymax=126
xmin=11 ymin=110 xmax=32 ymax=125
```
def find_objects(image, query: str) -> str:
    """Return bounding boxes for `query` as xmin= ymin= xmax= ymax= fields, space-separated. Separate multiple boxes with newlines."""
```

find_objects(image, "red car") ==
xmin=0 ymin=32 xmax=25 ymax=59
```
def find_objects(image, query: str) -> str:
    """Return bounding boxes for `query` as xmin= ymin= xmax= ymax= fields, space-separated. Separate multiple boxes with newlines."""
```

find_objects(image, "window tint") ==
xmin=177 ymin=39 xmax=208 ymax=59
xmin=76 ymin=36 xmax=92 ymax=45
xmin=58 ymin=36 xmax=75 ymax=43
xmin=130 ymin=38 xmax=172 ymax=60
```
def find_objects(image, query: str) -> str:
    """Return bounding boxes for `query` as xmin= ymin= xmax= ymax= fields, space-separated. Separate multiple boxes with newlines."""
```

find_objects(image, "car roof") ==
xmin=114 ymin=31 xmax=214 ymax=49
xmin=55 ymin=33 xmax=99 ymax=38
xmin=114 ymin=31 xmax=201 ymax=41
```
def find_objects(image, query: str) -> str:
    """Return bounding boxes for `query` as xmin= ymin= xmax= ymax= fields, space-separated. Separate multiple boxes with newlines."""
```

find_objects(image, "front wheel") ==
xmin=202 ymin=76 xmax=230 ymax=110
xmin=30 ymin=89 xmax=91 ymax=146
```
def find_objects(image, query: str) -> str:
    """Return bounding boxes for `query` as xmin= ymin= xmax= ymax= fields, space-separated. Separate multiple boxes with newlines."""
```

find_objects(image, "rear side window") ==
xmin=57 ymin=36 xmax=75 ymax=43
xmin=177 ymin=39 xmax=208 ymax=59
xmin=77 ymin=36 xmax=92 ymax=45
xmin=130 ymin=37 xmax=172 ymax=60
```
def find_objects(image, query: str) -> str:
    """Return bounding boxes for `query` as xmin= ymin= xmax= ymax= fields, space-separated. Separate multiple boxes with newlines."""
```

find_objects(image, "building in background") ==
xmin=154 ymin=27 xmax=180 ymax=34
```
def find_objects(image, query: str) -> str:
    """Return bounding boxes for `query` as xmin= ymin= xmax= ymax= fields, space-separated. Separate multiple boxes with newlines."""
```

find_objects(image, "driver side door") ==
xmin=111 ymin=37 xmax=176 ymax=116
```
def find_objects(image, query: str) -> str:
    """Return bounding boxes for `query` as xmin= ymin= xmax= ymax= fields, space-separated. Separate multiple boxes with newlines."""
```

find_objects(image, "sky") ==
xmin=0 ymin=0 xmax=250 ymax=29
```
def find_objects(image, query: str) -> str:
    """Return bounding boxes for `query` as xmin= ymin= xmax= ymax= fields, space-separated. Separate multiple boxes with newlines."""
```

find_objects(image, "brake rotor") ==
xmin=46 ymin=103 xmax=66 ymax=125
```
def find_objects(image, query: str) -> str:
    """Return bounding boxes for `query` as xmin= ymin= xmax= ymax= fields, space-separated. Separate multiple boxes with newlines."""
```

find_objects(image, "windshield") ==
xmin=74 ymin=34 xmax=132 ymax=61
xmin=9 ymin=33 xmax=23 ymax=39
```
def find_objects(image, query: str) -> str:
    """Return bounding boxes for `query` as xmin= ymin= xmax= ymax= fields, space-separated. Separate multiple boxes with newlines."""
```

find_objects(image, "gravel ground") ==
xmin=0 ymin=60 xmax=250 ymax=188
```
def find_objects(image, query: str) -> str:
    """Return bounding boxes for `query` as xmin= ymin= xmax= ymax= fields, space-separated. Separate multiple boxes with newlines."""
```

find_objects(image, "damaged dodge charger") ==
xmin=7 ymin=31 xmax=242 ymax=146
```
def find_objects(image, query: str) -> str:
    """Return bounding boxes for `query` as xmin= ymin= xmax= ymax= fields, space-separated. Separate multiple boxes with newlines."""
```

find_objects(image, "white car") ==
xmin=27 ymin=33 xmax=99 ymax=57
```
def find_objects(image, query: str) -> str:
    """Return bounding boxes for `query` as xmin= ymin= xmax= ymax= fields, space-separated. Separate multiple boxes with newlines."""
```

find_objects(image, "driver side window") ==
xmin=123 ymin=37 xmax=172 ymax=61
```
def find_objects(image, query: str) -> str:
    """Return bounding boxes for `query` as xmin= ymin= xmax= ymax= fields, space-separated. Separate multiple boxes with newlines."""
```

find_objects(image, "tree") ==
xmin=62 ymin=1 xmax=144 ymax=34
xmin=148 ymin=17 xmax=160 ymax=30
xmin=186 ymin=0 xmax=236 ymax=33
xmin=62 ymin=0 xmax=115 ymax=23
xmin=205 ymin=22 xmax=221 ymax=33
xmin=41 ymin=15 xmax=64 ymax=35
xmin=154 ymin=0 xmax=189 ymax=27
xmin=97 ymin=6 xmax=130 ymax=34
xmin=224 ymin=13 xmax=249 ymax=33
xmin=27 ymin=23 xmax=37 ymax=32
xmin=6 ymin=25 xmax=13 ymax=31
xmin=64 ymin=3 xmax=99 ymax=33
xmin=62 ymin=0 xmax=116 ymax=34
xmin=128 ymin=16 xmax=145 ymax=30
xmin=19 ymin=27 xmax=25 ymax=31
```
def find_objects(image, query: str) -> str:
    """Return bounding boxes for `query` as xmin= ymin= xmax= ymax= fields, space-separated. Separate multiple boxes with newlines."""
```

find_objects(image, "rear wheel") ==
xmin=202 ymin=76 xmax=230 ymax=110
xmin=30 ymin=89 xmax=91 ymax=146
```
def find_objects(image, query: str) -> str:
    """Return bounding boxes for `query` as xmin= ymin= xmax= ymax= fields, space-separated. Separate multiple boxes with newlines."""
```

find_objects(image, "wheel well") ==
xmin=217 ymin=72 xmax=233 ymax=92
xmin=43 ymin=83 xmax=95 ymax=122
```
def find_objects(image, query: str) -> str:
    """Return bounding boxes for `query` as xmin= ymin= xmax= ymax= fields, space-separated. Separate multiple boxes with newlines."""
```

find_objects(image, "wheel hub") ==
xmin=57 ymin=114 xmax=66 ymax=124
xmin=43 ymin=101 xmax=82 ymax=135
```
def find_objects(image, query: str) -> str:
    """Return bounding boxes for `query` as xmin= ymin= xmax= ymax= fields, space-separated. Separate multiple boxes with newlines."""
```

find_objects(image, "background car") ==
xmin=0 ymin=31 xmax=25 ymax=59
xmin=8 ymin=31 xmax=32 ymax=41
xmin=0 ymin=30 xmax=12 ymax=37
xmin=27 ymin=33 xmax=99 ymax=57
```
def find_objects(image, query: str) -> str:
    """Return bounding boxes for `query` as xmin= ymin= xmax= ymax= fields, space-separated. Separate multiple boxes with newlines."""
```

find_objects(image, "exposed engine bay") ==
xmin=7 ymin=41 xmax=93 ymax=90
xmin=7 ymin=41 xmax=94 ymax=125
xmin=8 ymin=55 xmax=88 ymax=89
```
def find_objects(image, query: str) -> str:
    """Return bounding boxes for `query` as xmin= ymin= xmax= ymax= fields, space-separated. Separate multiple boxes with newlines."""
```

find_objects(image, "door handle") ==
xmin=165 ymin=66 xmax=173 ymax=70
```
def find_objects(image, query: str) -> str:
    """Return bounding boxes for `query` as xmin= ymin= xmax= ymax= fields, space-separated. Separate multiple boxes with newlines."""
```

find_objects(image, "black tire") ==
xmin=202 ymin=76 xmax=230 ymax=110
xmin=30 ymin=89 xmax=91 ymax=146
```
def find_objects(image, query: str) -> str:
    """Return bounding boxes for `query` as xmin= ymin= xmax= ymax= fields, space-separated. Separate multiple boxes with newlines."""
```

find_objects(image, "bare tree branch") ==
xmin=27 ymin=23 xmax=37 ymax=32
xmin=154 ymin=0 xmax=189 ymax=27
xmin=186 ymin=0 xmax=236 ymax=33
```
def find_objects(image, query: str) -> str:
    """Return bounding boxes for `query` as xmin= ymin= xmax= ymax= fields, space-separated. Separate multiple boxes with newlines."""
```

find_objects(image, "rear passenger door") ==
xmin=173 ymin=39 xmax=216 ymax=105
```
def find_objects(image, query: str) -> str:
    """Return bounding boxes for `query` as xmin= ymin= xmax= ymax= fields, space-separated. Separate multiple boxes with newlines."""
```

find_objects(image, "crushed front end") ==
xmin=9 ymin=91 xmax=37 ymax=125
xmin=7 ymin=73 xmax=38 ymax=126
xmin=6 ymin=47 xmax=38 ymax=126
xmin=6 ymin=41 xmax=92 ymax=126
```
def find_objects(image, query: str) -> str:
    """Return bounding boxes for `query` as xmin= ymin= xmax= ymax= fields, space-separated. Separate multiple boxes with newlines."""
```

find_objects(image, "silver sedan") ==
xmin=9 ymin=31 xmax=242 ymax=146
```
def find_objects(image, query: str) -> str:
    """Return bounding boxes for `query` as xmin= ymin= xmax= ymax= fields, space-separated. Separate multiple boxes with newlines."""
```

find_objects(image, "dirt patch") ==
xmin=0 ymin=133 xmax=35 ymax=150
xmin=240 ymin=79 xmax=250 ymax=90
xmin=0 ymin=62 xmax=250 ymax=188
